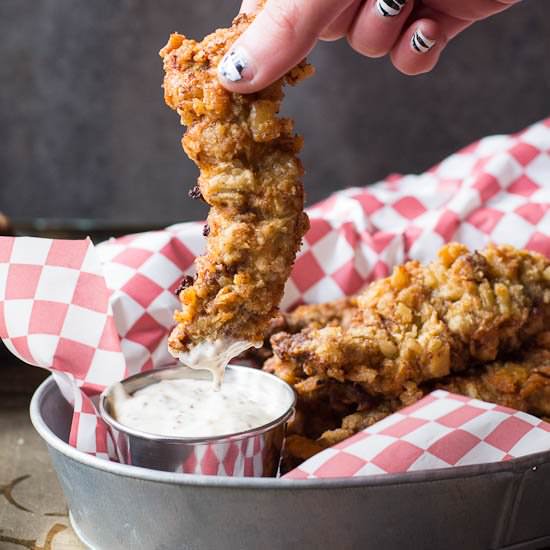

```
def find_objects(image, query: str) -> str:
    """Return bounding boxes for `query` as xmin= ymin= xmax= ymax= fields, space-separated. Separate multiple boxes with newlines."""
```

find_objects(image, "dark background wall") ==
xmin=1 ymin=0 xmax=549 ymax=226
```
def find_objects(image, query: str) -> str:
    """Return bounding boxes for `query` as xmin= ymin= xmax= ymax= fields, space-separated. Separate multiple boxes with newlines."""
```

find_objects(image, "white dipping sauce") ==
xmin=169 ymin=338 xmax=257 ymax=389
xmin=113 ymin=376 xmax=285 ymax=438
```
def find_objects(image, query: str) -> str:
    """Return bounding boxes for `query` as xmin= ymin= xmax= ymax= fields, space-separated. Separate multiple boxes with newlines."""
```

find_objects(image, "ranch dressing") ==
xmin=169 ymin=338 xmax=257 ymax=389
xmin=112 ymin=375 xmax=284 ymax=438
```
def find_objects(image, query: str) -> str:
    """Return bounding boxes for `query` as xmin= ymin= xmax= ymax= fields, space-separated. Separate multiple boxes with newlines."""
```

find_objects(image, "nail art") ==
xmin=218 ymin=48 xmax=249 ymax=82
xmin=411 ymin=29 xmax=436 ymax=53
xmin=376 ymin=0 xmax=406 ymax=17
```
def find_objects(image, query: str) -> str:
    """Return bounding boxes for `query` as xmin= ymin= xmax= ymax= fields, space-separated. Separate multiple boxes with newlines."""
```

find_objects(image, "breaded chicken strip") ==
xmin=160 ymin=13 xmax=312 ymax=363
xmin=282 ymin=297 xmax=359 ymax=332
xmin=271 ymin=243 xmax=550 ymax=398
xmin=279 ymin=341 xmax=550 ymax=466
xmin=439 ymin=345 xmax=550 ymax=418
xmin=239 ymin=297 xmax=358 ymax=367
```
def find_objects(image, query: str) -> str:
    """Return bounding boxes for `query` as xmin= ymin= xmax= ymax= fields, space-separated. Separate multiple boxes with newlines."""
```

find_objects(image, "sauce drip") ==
xmin=170 ymin=338 xmax=256 ymax=389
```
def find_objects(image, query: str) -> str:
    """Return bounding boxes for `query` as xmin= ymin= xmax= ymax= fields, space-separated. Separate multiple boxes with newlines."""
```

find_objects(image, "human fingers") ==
xmin=390 ymin=12 xmax=471 ymax=75
xmin=219 ymin=0 xmax=355 ymax=92
xmin=422 ymin=0 xmax=520 ymax=21
xmin=320 ymin=1 xmax=362 ymax=42
xmin=347 ymin=0 xmax=415 ymax=59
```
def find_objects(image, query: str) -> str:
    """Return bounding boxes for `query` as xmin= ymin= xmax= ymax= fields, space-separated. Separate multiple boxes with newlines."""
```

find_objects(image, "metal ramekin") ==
xmin=99 ymin=365 xmax=296 ymax=476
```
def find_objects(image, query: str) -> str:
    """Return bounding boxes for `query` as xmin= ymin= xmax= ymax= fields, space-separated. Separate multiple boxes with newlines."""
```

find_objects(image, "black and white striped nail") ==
xmin=218 ymin=48 xmax=249 ymax=82
xmin=411 ymin=29 xmax=436 ymax=53
xmin=376 ymin=0 xmax=406 ymax=17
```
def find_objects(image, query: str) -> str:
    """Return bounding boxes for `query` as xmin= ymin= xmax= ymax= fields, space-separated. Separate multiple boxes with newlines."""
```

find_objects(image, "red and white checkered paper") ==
xmin=0 ymin=117 xmax=549 ymax=473
xmin=285 ymin=391 xmax=550 ymax=479
xmin=113 ymin=423 xmax=271 ymax=476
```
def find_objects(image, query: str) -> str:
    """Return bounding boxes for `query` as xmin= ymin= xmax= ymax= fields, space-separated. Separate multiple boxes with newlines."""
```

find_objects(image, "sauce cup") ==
xmin=99 ymin=365 xmax=296 ymax=477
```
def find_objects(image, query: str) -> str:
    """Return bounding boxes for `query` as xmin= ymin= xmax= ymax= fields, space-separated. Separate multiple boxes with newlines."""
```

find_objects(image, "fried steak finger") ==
xmin=239 ymin=297 xmax=359 ymax=367
xmin=266 ymin=244 xmax=549 ymax=468
xmin=271 ymin=243 xmax=550 ymax=398
xmin=439 ymin=346 xmax=550 ymax=418
xmin=278 ymin=345 xmax=550 ymax=467
xmin=160 ymin=13 xmax=312 ymax=363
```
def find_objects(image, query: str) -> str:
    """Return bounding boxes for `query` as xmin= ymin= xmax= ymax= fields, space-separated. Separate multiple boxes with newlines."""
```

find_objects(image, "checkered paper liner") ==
xmin=0 ymin=117 xmax=548 ymax=473
xmin=112 ymin=423 xmax=272 ymax=476
xmin=284 ymin=391 xmax=550 ymax=479
xmin=176 ymin=435 xmax=270 ymax=477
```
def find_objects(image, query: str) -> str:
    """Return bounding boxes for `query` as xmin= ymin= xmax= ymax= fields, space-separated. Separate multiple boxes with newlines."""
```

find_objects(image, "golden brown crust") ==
xmin=262 ymin=244 xmax=550 ymax=470
xmin=438 ymin=345 xmax=550 ymax=418
xmin=238 ymin=297 xmax=358 ymax=367
xmin=283 ymin=297 xmax=359 ymax=332
xmin=271 ymin=243 xmax=550 ymax=398
xmin=160 ymin=15 xmax=313 ymax=352
xmin=276 ymin=344 xmax=550 ymax=468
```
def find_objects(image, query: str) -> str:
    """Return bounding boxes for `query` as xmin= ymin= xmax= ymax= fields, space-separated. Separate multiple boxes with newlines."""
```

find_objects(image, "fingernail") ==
xmin=375 ymin=0 xmax=406 ymax=17
xmin=411 ymin=29 xmax=436 ymax=53
xmin=218 ymin=47 xmax=252 ymax=83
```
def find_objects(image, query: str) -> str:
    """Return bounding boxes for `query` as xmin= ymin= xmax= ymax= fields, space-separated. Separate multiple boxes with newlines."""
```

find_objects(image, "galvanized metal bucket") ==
xmin=31 ymin=376 xmax=550 ymax=550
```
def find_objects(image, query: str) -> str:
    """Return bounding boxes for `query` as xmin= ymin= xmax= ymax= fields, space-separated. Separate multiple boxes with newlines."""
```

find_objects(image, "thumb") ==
xmin=219 ymin=0 xmax=351 ymax=93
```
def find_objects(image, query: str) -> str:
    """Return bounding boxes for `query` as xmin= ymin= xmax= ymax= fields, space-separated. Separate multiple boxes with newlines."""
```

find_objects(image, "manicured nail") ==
xmin=411 ymin=29 xmax=436 ymax=53
xmin=218 ymin=47 xmax=251 ymax=82
xmin=376 ymin=0 xmax=406 ymax=17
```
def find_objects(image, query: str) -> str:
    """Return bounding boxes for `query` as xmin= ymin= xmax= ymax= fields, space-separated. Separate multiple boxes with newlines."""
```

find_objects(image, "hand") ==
xmin=218 ymin=0 xmax=521 ymax=92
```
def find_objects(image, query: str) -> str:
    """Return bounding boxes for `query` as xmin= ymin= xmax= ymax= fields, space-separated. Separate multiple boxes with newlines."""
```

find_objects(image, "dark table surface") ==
xmin=1 ymin=1 xmax=549 ymax=226
xmin=0 ymin=350 xmax=85 ymax=549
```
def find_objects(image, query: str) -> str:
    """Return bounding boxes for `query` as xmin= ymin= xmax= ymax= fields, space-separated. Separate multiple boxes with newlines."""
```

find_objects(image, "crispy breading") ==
xmin=277 ymin=343 xmax=550 ymax=466
xmin=160 ymin=14 xmax=313 ymax=354
xmin=264 ymin=244 xmax=550 ymax=469
xmin=439 ymin=346 xmax=550 ymax=418
xmin=271 ymin=243 xmax=550 ymax=398
xmin=239 ymin=297 xmax=358 ymax=367
xmin=283 ymin=297 xmax=359 ymax=332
